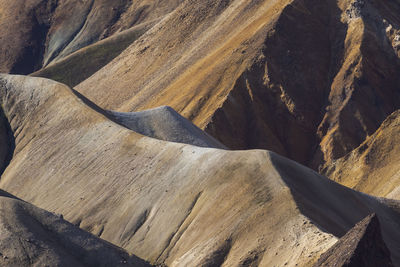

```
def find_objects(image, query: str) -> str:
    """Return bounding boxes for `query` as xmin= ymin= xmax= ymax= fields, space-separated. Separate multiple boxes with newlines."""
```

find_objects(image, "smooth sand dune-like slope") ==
xmin=0 ymin=190 xmax=150 ymax=266
xmin=32 ymin=20 xmax=158 ymax=88
xmin=1 ymin=74 xmax=400 ymax=266
xmin=107 ymin=106 xmax=226 ymax=149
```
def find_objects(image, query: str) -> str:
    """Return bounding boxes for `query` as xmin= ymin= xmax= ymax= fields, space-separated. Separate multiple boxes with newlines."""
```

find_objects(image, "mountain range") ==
xmin=1 ymin=0 xmax=400 ymax=266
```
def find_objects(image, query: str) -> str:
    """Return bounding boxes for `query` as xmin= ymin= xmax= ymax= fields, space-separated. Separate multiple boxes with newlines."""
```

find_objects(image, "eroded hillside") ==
xmin=2 ymin=0 xmax=399 ymax=187
xmin=1 ymin=74 xmax=400 ymax=266
xmin=0 ymin=0 xmax=182 ymax=74
xmin=1 ymin=0 xmax=400 ymax=266
xmin=73 ymin=0 xmax=400 ymax=173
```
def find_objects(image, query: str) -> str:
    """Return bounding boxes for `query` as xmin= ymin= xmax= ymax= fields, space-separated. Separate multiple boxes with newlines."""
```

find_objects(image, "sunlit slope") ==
xmin=324 ymin=110 xmax=400 ymax=199
xmin=1 ymin=74 xmax=400 ymax=266
xmin=32 ymin=21 xmax=157 ymax=87
xmin=77 ymin=0 xmax=400 ymax=171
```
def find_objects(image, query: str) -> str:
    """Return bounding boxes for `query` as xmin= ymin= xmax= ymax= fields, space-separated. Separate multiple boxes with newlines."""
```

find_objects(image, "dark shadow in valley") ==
xmin=0 ymin=107 xmax=15 ymax=178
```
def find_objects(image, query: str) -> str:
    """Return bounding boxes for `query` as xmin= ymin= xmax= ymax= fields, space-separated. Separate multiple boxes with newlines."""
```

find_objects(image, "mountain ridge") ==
xmin=1 ymin=74 xmax=400 ymax=266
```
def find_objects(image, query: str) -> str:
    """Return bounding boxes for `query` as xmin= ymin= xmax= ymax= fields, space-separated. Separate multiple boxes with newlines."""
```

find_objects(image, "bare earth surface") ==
xmin=0 ymin=190 xmax=150 ymax=266
xmin=1 ymin=0 xmax=400 ymax=266
xmin=76 ymin=0 xmax=400 ymax=173
xmin=0 ymin=0 xmax=181 ymax=74
xmin=1 ymin=0 xmax=400 ymax=201
xmin=107 ymin=106 xmax=226 ymax=149
xmin=325 ymin=110 xmax=400 ymax=199
xmin=313 ymin=214 xmax=394 ymax=267
xmin=0 ymin=74 xmax=400 ymax=266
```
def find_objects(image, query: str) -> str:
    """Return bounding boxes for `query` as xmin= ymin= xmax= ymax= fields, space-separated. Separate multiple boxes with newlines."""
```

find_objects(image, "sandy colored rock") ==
xmin=1 ymin=0 xmax=400 ymax=203
xmin=32 ymin=20 xmax=157 ymax=87
xmin=75 ymin=0 xmax=400 ymax=172
xmin=324 ymin=110 xmax=400 ymax=199
xmin=1 ymin=74 xmax=400 ymax=266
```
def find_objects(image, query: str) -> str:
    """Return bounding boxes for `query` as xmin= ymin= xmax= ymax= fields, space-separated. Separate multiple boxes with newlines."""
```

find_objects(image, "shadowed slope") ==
xmin=0 ymin=108 xmax=14 ymax=176
xmin=0 ymin=191 xmax=150 ymax=266
xmin=313 ymin=214 xmax=394 ymax=267
xmin=107 ymin=106 xmax=226 ymax=149
xmin=1 ymin=74 xmax=400 ymax=266
xmin=0 ymin=0 xmax=182 ymax=74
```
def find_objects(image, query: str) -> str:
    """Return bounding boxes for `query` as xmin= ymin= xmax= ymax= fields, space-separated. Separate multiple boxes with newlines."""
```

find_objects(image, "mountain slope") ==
xmin=1 ymin=74 xmax=400 ymax=266
xmin=2 ymin=0 xmax=400 ymax=202
xmin=324 ymin=110 xmax=400 ymax=199
xmin=313 ymin=214 xmax=394 ymax=267
xmin=107 ymin=106 xmax=226 ymax=148
xmin=0 ymin=0 xmax=181 ymax=74
xmin=31 ymin=20 xmax=157 ymax=87
xmin=76 ymin=0 xmax=400 ymax=172
xmin=0 ymin=190 xmax=150 ymax=266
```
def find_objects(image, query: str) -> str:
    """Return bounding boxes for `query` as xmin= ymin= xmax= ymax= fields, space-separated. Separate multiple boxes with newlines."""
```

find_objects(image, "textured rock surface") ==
xmin=2 ymin=0 xmax=399 ymax=177
xmin=313 ymin=214 xmax=394 ymax=267
xmin=1 ymin=74 xmax=400 ymax=266
xmin=1 ymin=0 xmax=400 ymax=199
xmin=324 ymin=110 xmax=400 ymax=199
xmin=1 ymin=0 xmax=400 ymax=265
xmin=0 ymin=190 xmax=150 ymax=266
xmin=75 ymin=0 xmax=400 ymax=173
xmin=0 ymin=0 xmax=181 ymax=74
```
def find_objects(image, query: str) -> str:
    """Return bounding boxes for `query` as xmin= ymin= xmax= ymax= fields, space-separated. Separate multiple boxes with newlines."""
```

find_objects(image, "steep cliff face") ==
xmin=1 ymin=0 xmax=400 ymax=265
xmin=75 ymin=0 xmax=288 ymax=115
xmin=0 ymin=0 xmax=181 ymax=74
xmin=314 ymin=0 xmax=400 ymax=168
xmin=205 ymin=0 xmax=335 ymax=164
xmin=1 ymin=0 xmax=399 ymax=184
xmin=32 ymin=20 xmax=156 ymax=87
xmin=206 ymin=0 xmax=400 ymax=167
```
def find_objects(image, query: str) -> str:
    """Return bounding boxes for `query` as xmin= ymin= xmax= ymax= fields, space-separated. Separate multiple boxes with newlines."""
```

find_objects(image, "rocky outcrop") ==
xmin=1 ymin=0 xmax=400 ymax=265
xmin=207 ymin=0 xmax=400 ymax=168
xmin=1 ymin=0 xmax=400 ymax=201
xmin=313 ymin=214 xmax=394 ymax=267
